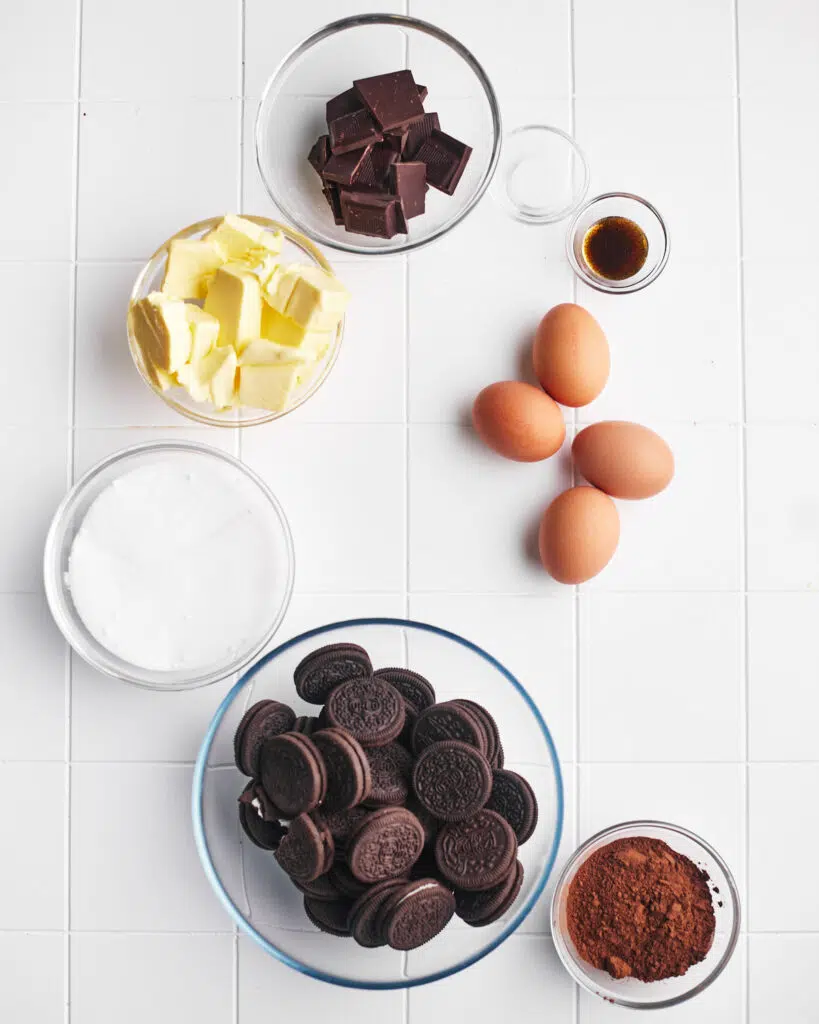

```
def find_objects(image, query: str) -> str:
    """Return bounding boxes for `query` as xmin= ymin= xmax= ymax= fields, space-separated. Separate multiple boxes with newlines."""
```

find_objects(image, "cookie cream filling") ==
xmin=68 ymin=456 xmax=280 ymax=673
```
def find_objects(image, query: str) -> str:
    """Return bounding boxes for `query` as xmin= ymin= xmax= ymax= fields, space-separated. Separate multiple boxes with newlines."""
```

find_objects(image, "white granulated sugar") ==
xmin=68 ymin=457 xmax=279 ymax=673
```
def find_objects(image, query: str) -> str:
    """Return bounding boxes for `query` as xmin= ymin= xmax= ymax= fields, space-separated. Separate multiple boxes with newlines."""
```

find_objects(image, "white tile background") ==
xmin=0 ymin=0 xmax=816 ymax=1021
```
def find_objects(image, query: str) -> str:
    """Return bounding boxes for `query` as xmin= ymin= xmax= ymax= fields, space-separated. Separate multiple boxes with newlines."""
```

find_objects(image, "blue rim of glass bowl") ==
xmin=192 ymin=616 xmax=564 ymax=989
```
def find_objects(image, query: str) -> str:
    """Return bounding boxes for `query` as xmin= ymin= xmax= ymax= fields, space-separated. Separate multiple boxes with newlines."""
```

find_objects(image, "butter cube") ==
xmin=254 ymin=253 xmax=281 ymax=289
xmin=238 ymin=363 xmax=302 ymax=413
xmin=205 ymin=215 xmax=283 ymax=262
xmin=208 ymin=347 xmax=238 ymax=409
xmin=266 ymin=264 xmax=350 ymax=331
xmin=131 ymin=292 xmax=192 ymax=374
xmin=176 ymin=362 xmax=211 ymax=403
xmin=241 ymin=338 xmax=316 ymax=365
xmin=260 ymin=303 xmax=332 ymax=353
xmin=160 ymin=239 xmax=225 ymax=300
xmin=204 ymin=266 xmax=262 ymax=352
xmin=185 ymin=306 xmax=220 ymax=362
xmin=153 ymin=368 xmax=177 ymax=392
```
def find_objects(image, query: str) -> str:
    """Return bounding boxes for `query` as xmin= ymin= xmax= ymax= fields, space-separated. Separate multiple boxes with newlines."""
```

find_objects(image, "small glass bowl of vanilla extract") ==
xmin=567 ymin=193 xmax=669 ymax=294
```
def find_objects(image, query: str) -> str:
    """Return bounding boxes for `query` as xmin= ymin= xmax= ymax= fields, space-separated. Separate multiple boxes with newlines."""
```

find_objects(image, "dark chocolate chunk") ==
xmin=389 ymin=161 xmax=426 ymax=220
xmin=339 ymin=190 xmax=403 ymax=239
xmin=353 ymin=70 xmax=425 ymax=131
xmin=326 ymin=87 xmax=362 ymax=124
xmin=413 ymin=128 xmax=472 ymax=196
xmin=404 ymin=112 xmax=440 ymax=160
xmin=322 ymin=144 xmax=374 ymax=186
xmin=307 ymin=134 xmax=331 ymax=177
xmin=322 ymin=185 xmax=344 ymax=225
xmin=384 ymin=129 xmax=408 ymax=156
xmin=328 ymin=108 xmax=382 ymax=155
xmin=355 ymin=141 xmax=399 ymax=189
xmin=417 ymin=84 xmax=428 ymax=103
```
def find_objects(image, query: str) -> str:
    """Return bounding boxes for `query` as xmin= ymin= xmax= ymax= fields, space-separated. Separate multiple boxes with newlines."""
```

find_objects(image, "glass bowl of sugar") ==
xmin=43 ymin=441 xmax=295 ymax=690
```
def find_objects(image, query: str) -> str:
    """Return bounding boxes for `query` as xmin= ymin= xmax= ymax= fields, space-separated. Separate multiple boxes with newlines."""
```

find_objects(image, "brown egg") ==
xmin=573 ymin=421 xmax=674 ymax=499
xmin=538 ymin=486 xmax=620 ymax=584
xmin=472 ymin=381 xmax=566 ymax=462
xmin=533 ymin=303 xmax=610 ymax=407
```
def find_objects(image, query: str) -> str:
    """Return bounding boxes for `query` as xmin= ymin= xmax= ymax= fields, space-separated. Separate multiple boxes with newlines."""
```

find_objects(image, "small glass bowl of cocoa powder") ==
xmin=550 ymin=821 xmax=740 ymax=1009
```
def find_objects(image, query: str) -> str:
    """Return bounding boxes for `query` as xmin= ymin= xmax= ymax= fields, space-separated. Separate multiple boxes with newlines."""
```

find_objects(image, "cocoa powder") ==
xmin=566 ymin=836 xmax=716 ymax=982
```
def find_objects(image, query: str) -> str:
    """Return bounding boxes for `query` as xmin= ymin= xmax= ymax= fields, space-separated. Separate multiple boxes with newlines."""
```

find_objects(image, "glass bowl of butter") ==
xmin=128 ymin=215 xmax=348 ymax=428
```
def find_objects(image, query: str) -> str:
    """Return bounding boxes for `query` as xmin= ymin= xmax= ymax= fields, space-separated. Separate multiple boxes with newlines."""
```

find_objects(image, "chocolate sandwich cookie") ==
xmin=275 ymin=811 xmax=335 ymax=883
xmin=373 ymin=667 xmax=436 ymax=715
xmin=495 ymin=740 xmax=505 ymax=769
xmin=238 ymin=784 xmax=288 ymax=851
xmin=405 ymin=797 xmax=439 ymax=846
xmin=435 ymin=809 xmax=517 ymax=891
xmin=293 ymin=872 xmax=341 ymax=903
xmin=412 ymin=701 xmax=487 ymax=756
xmin=454 ymin=699 xmax=501 ymax=767
xmin=325 ymin=677 xmax=406 ymax=748
xmin=294 ymin=643 xmax=372 ymax=705
xmin=312 ymin=728 xmax=372 ymax=811
xmin=304 ymin=896 xmax=353 ymax=937
xmin=348 ymin=878 xmax=407 ymax=948
xmin=485 ymin=769 xmax=539 ymax=845
xmin=376 ymin=879 xmax=456 ymax=951
xmin=293 ymin=715 xmax=320 ymax=736
xmin=454 ymin=859 xmax=524 ymax=927
xmin=234 ymin=699 xmax=296 ymax=777
xmin=328 ymin=860 xmax=371 ymax=900
xmin=319 ymin=805 xmax=370 ymax=857
xmin=347 ymin=806 xmax=425 ymax=883
xmin=238 ymin=779 xmax=286 ymax=822
xmin=365 ymin=742 xmax=413 ymax=807
xmin=412 ymin=740 xmax=492 ymax=822
xmin=260 ymin=731 xmax=327 ymax=817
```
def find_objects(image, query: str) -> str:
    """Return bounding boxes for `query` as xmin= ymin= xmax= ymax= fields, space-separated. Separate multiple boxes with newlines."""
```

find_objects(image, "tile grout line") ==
xmin=731 ymin=1 xmax=751 ymax=1020
xmin=65 ymin=1 xmax=84 ymax=1019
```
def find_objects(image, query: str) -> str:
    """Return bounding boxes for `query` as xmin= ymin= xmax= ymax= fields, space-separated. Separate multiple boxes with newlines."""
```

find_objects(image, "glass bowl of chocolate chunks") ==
xmin=255 ymin=14 xmax=502 ymax=255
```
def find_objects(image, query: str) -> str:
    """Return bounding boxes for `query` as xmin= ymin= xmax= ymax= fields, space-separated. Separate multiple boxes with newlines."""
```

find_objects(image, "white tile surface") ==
xmin=0 ymin=762 xmax=66 ymax=929
xmin=239 ymin=934 xmax=403 ymax=1023
xmin=0 ymin=428 xmax=68 ymax=593
xmin=580 ymin=593 xmax=743 ymax=762
xmin=578 ymin=262 xmax=741 ymax=424
xmin=584 ymin=425 xmax=741 ymax=592
xmin=574 ymin=0 xmax=734 ymax=97
xmin=744 ymin=260 xmax=819 ymax=421
xmin=749 ymin=934 xmax=819 ymax=1024
xmin=575 ymin=97 xmax=738 ymax=266
xmin=746 ymin=425 xmax=819 ymax=591
xmin=409 ymin=423 xmax=572 ymax=592
xmin=739 ymin=0 xmax=819 ymax=97
xmin=0 ymin=595 xmax=66 ymax=760
xmin=741 ymin=101 xmax=818 ymax=266
xmin=78 ymin=101 xmax=239 ymax=260
xmin=580 ymin=763 xmax=745 ymax=896
xmin=407 ymin=934 xmax=575 ymax=1019
xmin=0 ymin=2 xmax=77 ymax=100
xmin=0 ymin=104 xmax=74 ymax=261
xmin=81 ymin=0 xmax=240 ymax=101
xmin=409 ymin=593 xmax=575 ymax=761
xmin=0 ymin=933 xmax=64 ymax=1023
xmin=74 ymin=262 xmax=183 ymax=428
xmin=243 ymin=423 xmax=405 ymax=593
xmin=71 ymin=933 xmax=233 ymax=1024
xmin=71 ymin=763 xmax=229 ymax=930
xmin=749 ymin=763 xmax=819 ymax=931
xmin=748 ymin=594 xmax=819 ymax=761
xmin=74 ymin=425 xmax=236 ymax=478
xmin=0 ymin=264 xmax=72 ymax=426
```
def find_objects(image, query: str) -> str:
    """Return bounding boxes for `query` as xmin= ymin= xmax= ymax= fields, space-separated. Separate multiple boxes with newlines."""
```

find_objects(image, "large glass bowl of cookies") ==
xmin=193 ymin=618 xmax=564 ymax=988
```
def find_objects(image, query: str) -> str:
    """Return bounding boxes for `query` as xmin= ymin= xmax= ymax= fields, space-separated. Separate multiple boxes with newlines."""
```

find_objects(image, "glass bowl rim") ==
xmin=549 ymin=818 xmax=741 ymax=1009
xmin=192 ymin=615 xmax=565 ymax=989
xmin=565 ymin=191 xmax=671 ymax=294
xmin=127 ymin=215 xmax=345 ymax=428
xmin=43 ymin=439 xmax=296 ymax=691
xmin=254 ymin=12 xmax=503 ymax=256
